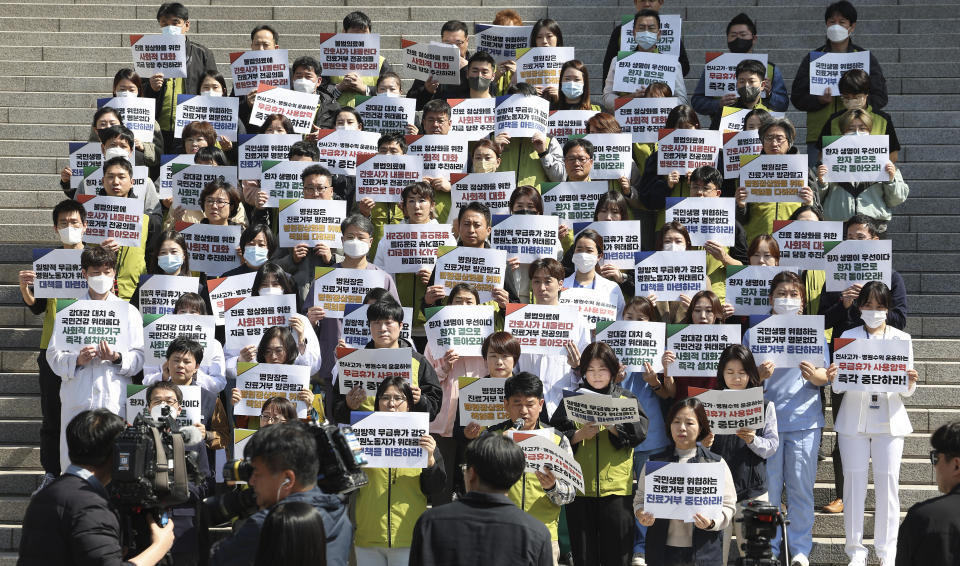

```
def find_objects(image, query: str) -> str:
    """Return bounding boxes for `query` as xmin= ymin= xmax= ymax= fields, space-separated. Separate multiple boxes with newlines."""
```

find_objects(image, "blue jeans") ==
xmin=767 ymin=428 xmax=821 ymax=559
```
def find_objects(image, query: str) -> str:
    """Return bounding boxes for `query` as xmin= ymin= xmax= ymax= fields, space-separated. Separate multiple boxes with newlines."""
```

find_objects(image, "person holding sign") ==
xmin=813 ymin=69 xmax=900 ymax=163
xmin=406 ymin=20 xmax=472 ymax=108
xmin=601 ymin=0 xmax=691 ymax=84
xmin=129 ymin=230 xmax=204 ymax=311
xmin=457 ymin=331 xmax=523 ymax=444
xmin=660 ymin=289 xmax=735 ymax=400
xmin=551 ymin=342 xmax=649 ymax=566
xmin=495 ymin=83 xmax=566 ymax=188
xmin=505 ymin=185 xmax=568 ymax=302
xmin=831 ymin=281 xmax=917 ymax=566
xmin=634 ymin=398 xmax=736 ymax=566
xmin=563 ymin=229 xmax=627 ymax=318
xmin=555 ymin=60 xmax=600 ymax=112
xmin=563 ymin=137 xmax=634 ymax=208
xmin=286 ymin=55 xmax=341 ymax=131
xmin=705 ymin=59 xmax=775 ymax=132
xmin=318 ymin=11 xmax=393 ymax=107
xmin=527 ymin=18 xmax=565 ymax=104
xmin=103 ymin=68 xmax=164 ymax=166
xmin=222 ymin=222 xmax=277 ymax=277
xmin=169 ymin=177 xmax=247 ymax=231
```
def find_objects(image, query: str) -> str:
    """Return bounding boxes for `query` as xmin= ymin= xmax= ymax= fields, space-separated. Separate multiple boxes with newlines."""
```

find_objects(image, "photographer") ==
xmin=208 ymin=421 xmax=351 ymax=566
xmin=18 ymin=409 xmax=175 ymax=566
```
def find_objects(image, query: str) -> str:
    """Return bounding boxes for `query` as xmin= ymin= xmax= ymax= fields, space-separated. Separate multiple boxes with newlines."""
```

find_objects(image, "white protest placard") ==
xmin=206 ymin=272 xmax=255 ymax=325
xmin=96 ymin=96 xmax=156 ymax=142
xmin=504 ymin=303 xmax=581 ymax=356
xmin=54 ymin=299 xmax=131 ymax=352
xmin=449 ymin=98 xmax=496 ymax=141
xmin=475 ymin=24 xmax=532 ymax=63
xmin=490 ymin=214 xmax=559 ymax=264
xmin=644 ymin=461 xmax=726 ymax=521
xmin=141 ymin=313 xmax=216 ymax=368
xmin=405 ymin=134 xmax=468 ymax=180
xmin=137 ymin=274 xmax=198 ymax=316
xmin=355 ymin=153 xmax=424 ymax=203
xmin=399 ymin=39 xmax=460 ymax=84
xmin=32 ymin=249 xmax=86 ymax=299
xmin=691 ymin=387 xmax=765 ymax=434
xmin=494 ymin=94 xmax=550 ymax=138
xmin=561 ymin=390 xmax=641 ymax=426
xmin=634 ymin=250 xmax=708 ymax=302
xmin=458 ymin=377 xmax=508 ymax=427
xmin=572 ymin=221 xmax=644 ymax=270
xmin=614 ymin=97 xmax=678 ymax=144
xmin=130 ymin=34 xmax=186 ymax=78
xmin=424 ymin=305 xmax=495 ymax=358
xmin=434 ymin=246 xmax=507 ymax=303
xmin=512 ymin=432 xmax=585 ymax=493
xmin=68 ymin=142 xmax=102 ymax=190
xmin=721 ymin=130 xmax=762 ymax=177
xmin=260 ymin=160 xmax=312 ymax=207
xmin=314 ymin=129 xmax=381 ymax=176
xmin=157 ymin=154 xmax=195 ymax=199
xmin=317 ymin=33 xmax=380 ymax=77
xmin=833 ymin=337 xmax=911 ymax=394
xmin=619 ymin=13 xmax=682 ymax=56
xmin=79 ymin=164 xmax=150 ymax=199
xmin=177 ymin=222 xmax=242 ymax=278
xmin=704 ymin=53 xmax=769 ymax=97
xmin=725 ymin=265 xmax=791 ymax=316
xmin=613 ymin=51 xmax=678 ymax=94
xmin=249 ymin=84 xmax=319 ymax=134
xmin=541 ymin=181 xmax=609 ymax=228
xmin=772 ymin=220 xmax=843 ymax=270
xmin=558 ymin=287 xmax=618 ymax=329
xmin=809 ymin=51 xmax=870 ymax=96
xmin=746 ymin=314 xmax=826 ymax=369
xmin=657 ymin=129 xmax=723 ymax=175
xmin=665 ymin=323 xmax=743 ymax=377
xmin=229 ymin=49 xmax=290 ymax=95
xmin=313 ymin=268 xmax=388 ymax=319
xmin=823 ymin=239 xmax=892 ymax=292
xmin=577 ymin=133 xmax=633 ymax=180
xmin=170 ymin=163 xmax=238 ymax=211
xmin=821 ymin=134 xmax=889 ymax=183
xmin=77 ymin=194 xmax=143 ymax=248
xmin=341 ymin=304 xmax=413 ymax=349
xmin=547 ymin=110 xmax=599 ymax=147
xmin=740 ymin=154 xmax=808 ymax=203
xmin=237 ymin=134 xmax=303 ymax=180
xmin=337 ymin=347 xmax=413 ymax=396
xmin=126 ymin=383 xmax=201 ymax=428
xmin=278 ymin=198 xmax=346 ymax=249
xmin=223 ymin=294 xmax=297 ymax=352
xmin=235 ymin=362 xmax=310 ymax=417
xmin=380 ymin=224 xmax=456 ymax=274
xmin=355 ymin=95 xmax=417 ymax=134
xmin=596 ymin=320 xmax=665 ymax=373
xmin=515 ymin=46 xmax=574 ymax=88
xmin=450 ymin=172 xmax=514 ymax=216
xmin=665 ymin=197 xmax=737 ymax=248
xmin=350 ymin=411 xmax=429 ymax=468
xmin=716 ymin=107 xmax=784 ymax=134
xmin=174 ymin=94 xmax=239 ymax=141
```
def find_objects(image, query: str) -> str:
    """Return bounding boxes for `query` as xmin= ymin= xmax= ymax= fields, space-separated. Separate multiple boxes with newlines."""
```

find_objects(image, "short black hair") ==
xmin=98 ymin=124 xmax=135 ymax=150
xmin=343 ymin=11 xmax=372 ymax=32
xmin=146 ymin=381 xmax=183 ymax=405
xmin=458 ymin=201 xmax=491 ymax=227
xmin=195 ymin=146 xmax=229 ymax=166
xmin=367 ymin=297 xmax=404 ymax=324
xmin=92 ymin=107 xmax=123 ymax=130
xmin=378 ymin=132 xmax=408 ymax=153
xmin=825 ymin=1 xmax=857 ymax=24
xmin=441 ymin=20 xmax=468 ymax=36
xmin=530 ymin=18 xmax=563 ymax=47
xmin=251 ymin=24 xmax=279 ymax=44
xmin=735 ymin=59 xmax=766 ymax=81
xmin=465 ymin=433 xmax=525 ymax=491
xmin=102 ymin=155 xmax=134 ymax=180
xmin=633 ymin=9 xmax=661 ymax=29
xmin=253 ymin=261 xmax=297 ymax=296
xmin=726 ymin=13 xmax=756 ymax=36
xmin=291 ymin=56 xmax=320 ymax=77
xmin=422 ymin=99 xmax=452 ymax=119
xmin=52 ymin=199 xmax=86 ymax=226
xmin=563 ymin=138 xmax=594 ymax=159
xmin=257 ymin=326 xmax=300 ymax=364
xmin=689 ymin=166 xmax=723 ymax=189
xmin=149 ymin=229 xmax=191 ymax=275
xmin=503 ymin=371 xmax=543 ymax=400
xmin=166 ymin=336 xmax=204 ymax=365
xmin=81 ymin=246 xmax=116 ymax=271
xmin=845 ymin=213 xmax=879 ymax=238
xmin=716 ymin=344 xmax=762 ymax=389
xmin=468 ymin=51 xmax=496 ymax=70
xmin=67 ymin=409 xmax=125 ymax=467
xmin=157 ymin=2 xmax=189 ymax=22
xmin=199 ymin=70 xmax=228 ymax=93
xmin=174 ymin=292 xmax=208 ymax=315
xmin=855 ymin=280 xmax=891 ymax=311
xmin=838 ymin=69 xmax=870 ymax=95
xmin=931 ymin=421 xmax=960 ymax=460
xmin=288 ymin=140 xmax=319 ymax=161
xmin=245 ymin=421 xmax=319 ymax=488
xmin=789 ymin=204 xmax=823 ymax=221
xmin=302 ymin=164 xmax=332 ymax=183
xmin=665 ymin=398 xmax=711 ymax=442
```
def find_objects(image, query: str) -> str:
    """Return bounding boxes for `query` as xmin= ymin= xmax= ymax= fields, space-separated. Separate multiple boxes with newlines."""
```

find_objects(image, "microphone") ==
xmin=513 ymin=418 xmax=525 ymax=430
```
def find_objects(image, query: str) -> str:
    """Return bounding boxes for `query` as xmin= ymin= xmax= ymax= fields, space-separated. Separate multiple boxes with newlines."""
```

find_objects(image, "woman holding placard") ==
xmin=129 ymin=229 xmax=210 ymax=313
xmin=99 ymin=68 xmax=164 ymax=166
xmin=832 ymin=281 xmax=917 ymax=566
xmin=528 ymin=18 xmax=565 ymax=104
xmin=660 ymin=288 xmax=734 ymax=402
xmin=222 ymin=222 xmax=277 ymax=277
xmin=562 ymin=229 xmax=626 ymax=319
xmin=505 ymin=185 xmax=569 ymax=302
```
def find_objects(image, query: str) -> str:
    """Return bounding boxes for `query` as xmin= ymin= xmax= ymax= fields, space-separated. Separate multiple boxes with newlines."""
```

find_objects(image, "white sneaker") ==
xmin=631 ymin=553 xmax=646 ymax=566
xmin=791 ymin=554 xmax=809 ymax=566
xmin=31 ymin=472 xmax=56 ymax=497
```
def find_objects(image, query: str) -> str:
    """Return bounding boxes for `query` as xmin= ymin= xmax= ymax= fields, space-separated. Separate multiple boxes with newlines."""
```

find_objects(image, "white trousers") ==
xmin=838 ymin=433 xmax=904 ymax=563
xmin=722 ymin=492 xmax=768 ymax=566
xmin=354 ymin=546 xmax=410 ymax=566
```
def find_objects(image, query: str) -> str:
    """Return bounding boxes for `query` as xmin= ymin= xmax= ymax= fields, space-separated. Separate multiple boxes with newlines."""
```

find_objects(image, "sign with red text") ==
xmin=821 ymin=134 xmax=889 ymax=183
xmin=665 ymin=324 xmax=743 ymax=377
xmin=78 ymin=194 xmax=143 ymax=248
xmin=96 ymin=96 xmax=156 ymax=142
xmin=337 ymin=347 xmax=413 ymax=396
xmin=746 ymin=314 xmax=826 ymax=369
xmin=634 ymin=251 xmax=708 ymax=302
xmin=237 ymin=134 xmax=302 ymax=180
xmin=772 ymin=220 xmax=843 ymax=270
xmin=548 ymin=110 xmax=598 ymax=147
xmin=832 ymin=337 xmax=911 ymax=394
xmin=406 ymin=134 xmax=468 ymax=180
xmin=206 ymin=272 xmax=255 ymax=325
xmin=505 ymin=303 xmax=581 ymax=356
xmin=229 ymin=49 xmax=289 ymax=95
xmin=174 ymin=94 xmax=239 ymax=141
xmin=223 ymin=294 xmax=297 ymax=351
xmin=643 ymin=461 xmax=726 ymax=521
xmin=490 ymin=214 xmax=560 ymax=264
xmin=355 ymin=153 xmax=424 ymax=203
xmin=562 ymin=389 xmax=641 ymax=426
xmin=657 ymin=129 xmax=723 ymax=175
xmin=178 ymin=222 xmax=242 ymax=277
xmin=425 ymin=305 xmax=495 ymax=358
xmin=541 ymin=181 xmax=609 ymax=228
xmin=704 ymin=53 xmax=768 ymax=97
xmin=614 ymin=97 xmax=678 ymax=144
xmin=313 ymin=268 xmax=388 ymax=319
xmin=576 ymin=133 xmax=632 ymax=179
xmin=740 ymin=154 xmax=807 ymax=203
xmin=475 ymin=24 xmax=532 ymax=63
xmin=450 ymin=172 xmax=514 ymax=216
xmin=235 ymin=362 xmax=310 ymax=417
xmin=355 ymin=94 xmax=417 ymax=134
xmin=32 ymin=249 xmax=86 ymax=299
xmin=823 ymin=239 xmax=891 ymax=292
xmin=458 ymin=377 xmax=508 ymax=427
xmin=278 ymin=198 xmax=346 ymax=248
xmin=317 ymin=33 xmax=380 ymax=76
xmin=314 ymin=129 xmax=381 ymax=176
xmin=558 ymin=287 xmax=618 ymax=329
xmin=399 ymin=39 xmax=460 ymax=84
xmin=137 ymin=274 xmax=198 ymax=316
xmin=249 ymin=84 xmax=319 ymax=134
xmin=722 ymin=130 xmax=762 ymax=177
xmin=612 ymin=51 xmax=678 ymax=94
xmin=130 ymin=34 xmax=186 ymax=78
xmin=692 ymin=387 xmax=765 ymax=433
xmin=380 ymin=224 xmax=456 ymax=273
xmin=515 ymin=46 xmax=574 ymax=88
xmin=596 ymin=320 xmax=665 ymax=373
xmin=449 ymin=98 xmax=496 ymax=141
xmin=665 ymin=197 xmax=736 ymax=247
xmin=494 ymin=94 xmax=550 ymax=138
xmin=350 ymin=411 xmax=428 ymax=468
xmin=434 ymin=246 xmax=507 ymax=303
xmin=809 ymin=51 xmax=870 ymax=96
xmin=513 ymin=432 xmax=585 ymax=493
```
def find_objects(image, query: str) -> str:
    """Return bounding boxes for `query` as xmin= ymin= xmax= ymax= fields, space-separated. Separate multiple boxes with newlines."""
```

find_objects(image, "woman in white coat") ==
xmin=833 ymin=281 xmax=918 ymax=566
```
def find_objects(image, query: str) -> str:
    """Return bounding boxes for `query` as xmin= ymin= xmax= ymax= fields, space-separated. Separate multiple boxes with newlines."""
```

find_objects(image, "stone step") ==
xmin=0 ymin=498 xmax=29 ymax=523
xmin=0 ymin=351 xmax=38 ymax=374
xmin=0 ymin=421 xmax=40 ymax=445
xmin=811 ymin=511 xmax=906 ymax=538
xmin=823 ymin=407 xmax=959 ymax=433
xmin=0 ymin=447 xmax=39 ymax=470
xmin=0 ymin=397 xmax=39 ymax=420
xmin=0 ymin=307 xmax=43 ymax=328
xmin=0 ymin=472 xmax=41 ymax=497
xmin=0 ymin=375 xmax=39 ymax=396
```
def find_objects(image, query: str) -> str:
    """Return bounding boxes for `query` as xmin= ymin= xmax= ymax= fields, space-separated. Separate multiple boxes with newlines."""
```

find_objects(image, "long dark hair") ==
xmin=716 ymin=344 xmax=762 ymax=389
xmin=149 ymin=229 xmax=191 ymax=275
xmin=253 ymin=501 xmax=327 ymax=566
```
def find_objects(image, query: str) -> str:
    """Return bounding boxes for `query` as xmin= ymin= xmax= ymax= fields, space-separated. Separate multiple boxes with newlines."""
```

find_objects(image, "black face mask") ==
xmin=727 ymin=37 xmax=753 ymax=53
xmin=512 ymin=209 xmax=537 ymax=215
xmin=468 ymin=76 xmax=492 ymax=93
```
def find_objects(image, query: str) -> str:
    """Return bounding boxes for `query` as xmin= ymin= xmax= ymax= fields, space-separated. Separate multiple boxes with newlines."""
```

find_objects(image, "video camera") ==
xmin=736 ymin=499 xmax=790 ymax=566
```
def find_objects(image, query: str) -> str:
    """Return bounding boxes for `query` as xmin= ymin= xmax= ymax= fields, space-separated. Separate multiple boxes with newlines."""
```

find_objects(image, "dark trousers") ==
xmin=830 ymin=389 xmax=845 ymax=498
xmin=37 ymin=352 xmax=62 ymax=476
xmin=429 ymin=434 xmax=458 ymax=505
xmin=663 ymin=545 xmax=696 ymax=566
xmin=566 ymin=494 xmax=634 ymax=566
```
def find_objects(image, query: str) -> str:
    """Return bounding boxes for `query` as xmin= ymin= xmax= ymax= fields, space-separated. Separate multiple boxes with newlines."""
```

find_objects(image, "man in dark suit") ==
xmin=17 ymin=409 xmax=175 ymax=566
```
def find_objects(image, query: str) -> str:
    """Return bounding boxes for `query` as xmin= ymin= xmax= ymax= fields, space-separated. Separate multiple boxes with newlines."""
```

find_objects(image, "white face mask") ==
xmin=662 ymin=242 xmax=685 ymax=252
xmin=150 ymin=403 xmax=180 ymax=420
xmin=292 ymin=78 xmax=316 ymax=93
xmin=335 ymin=124 xmax=358 ymax=131
xmin=87 ymin=274 xmax=114 ymax=295
xmin=861 ymin=309 xmax=887 ymax=329
xmin=104 ymin=147 xmax=132 ymax=161
xmin=115 ymin=90 xmax=136 ymax=98
xmin=161 ymin=25 xmax=182 ymax=36
xmin=772 ymin=297 xmax=803 ymax=315
xmin=259 ymin=287 xmax=283 ymax=296
xmin=380 ymin=91 xmax=400 ymax=98
xmin=201 ymin=90 xmax=222 ymax=97
xmin=572 ymin=253 xmax=599 ymax=274
xmin=58 ymin=226 xmax=83 ymax=245
xmin=826 ymin=24 xmax=849 ymax=43
xmin=342 ymin=239 xmax=371 ymax=259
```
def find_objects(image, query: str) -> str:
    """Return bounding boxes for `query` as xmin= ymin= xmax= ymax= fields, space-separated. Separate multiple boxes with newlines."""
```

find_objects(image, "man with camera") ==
xmin=208 ymin=421 xmax=352 ymax=566
xmin=18 ymin=409 xmax=175 ymax=566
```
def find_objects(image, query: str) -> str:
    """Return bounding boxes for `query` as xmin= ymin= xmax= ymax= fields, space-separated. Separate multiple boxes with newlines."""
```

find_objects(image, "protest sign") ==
xmin=54 ymin=299 xmax=130 ymax=352
xmin=78 ymin=194 xmax=143 ymax=248
xmin=665 ymin=197 xmax=736 ymax=248
xmin=691 ymin=387 xmax=765 ymax=434
xmin=130 ymin=34 xmax=186 ymax=78
xmin=174 ymin=94 xmax=239 ymax=141
xmin=341 ymin=304 xmax=412 ymax=349
xmin=249 ymin=84 xmax=319 ymax=134
xmin=821 ymin=134 xmax=889 ymax=183
xmin=512 ymin=432 xmax=585 ymax=493
xmin=141 ymin=313 xmax=216 ymax=368
xmin=32 ymin=248 xmax=86 ymax=299
xmin=229 ymin=49 xmax=289 ymax=95
xmin=746 ymin=314 xmax=825 ymax=368
xmin=260 ymin=160 xmax=312 ymax=207
xmin=515 ymin=46 xmax=574 ymax=88
xmin=136 ymin=274 xmax=199 ymax=316
xmin=490 ymin=214 xmax=559 ymax=264
xmin=575 ymin=133 xmax=633 ymax=180
xmin=177 ymin=222 xmax=242 ymax=277
xmin=233 ymin=429 xmax=256 ymax=471
xmin=704 ymin=53 xmax=769 ymax=97
xmin=558 ymin=287 xmax=618 ymax=329
xmin=725 ymin=265 xmax=791 ymax=315
xmin=612 ymin=51 xmax=678 ymax=94
xmin=399 ymin=39 xmax=461 ymax=84
xmin=235 ymin=362 xmax=310 ymax=417
xmin=223 ymin=294 xmax=296 ymax=352
xmin=657 ymin=129 xmax=723 ymax=175
xmin=79 ymin=164 xmax=150 ymax=200
xmin=505 ymin=303 xmax=581 ymax=356
xmin=596 ymin=320 xmax=665 ymax=373
xmin=424 ymin=305 xmax=495 ymax=357
xmin=379 ymin=224 xmax=455 ymax=274
xmin=740 ymin=154 xmax=807 ymax=203
xmin=644 ymin=461 xmax=726 ymax=521
xmin=772 ymin=220 xmax=843 ymax=270
xmin=96 ymin=96 xmax=155 ymax=142
xmin=665 ymin=323 xmax=743 ymax=377
xmin=313 ymin=268 xmax=388 ymax=319
xmin=458 ymin=377 xmax=508 ymax=427
xmin=475 ymin=24 xmax=532 ymax=62
xmin=571 ymin=221 xmax=643 ymax=270
xmin=350 ymin=411 xmax=429 ymax=468
xmin=278 ymin=198 xmax=346 ymax=249
xmin=494 ymin=94 xmax=550 ymax=138
xmin=68 ymin=142 xmax=102 ymax=190
xmin=809 ymin=51 xmax=870 ymax=96
xmin=355 ymin=95 xmax=417 ymax=134
xmin=450 ymin=172 xmax=514 ymax=216
xmin=614 ymin=97 xmax=677 ymax=144
xmin=355 ymin=153 xmax=424 ymax=203
xmin=315 ymin=129 xmax=381 ymax=176
xmin=317 ymin=33 xmax=380 ymax=76
xmin=634 ymin=251 xmax=708 ymax=302
xmin=170 ymin=163 xmax=237 ymax=211
xmin=405 ymin=134 xmax=468 ymax=180
xmin=823 ymin=239 xmax=892 ymax=292
xmin=337 ymin=347 xmax=413 ymax=396
xmin=126 ymin=383 xmax=201 ymax=428
xmin=206 ymin=272 xmax=255 ymax=325
xmin=833 ymin=338 xmax=911 ymax=394
xmin=541 ymin=181 xmax=609 ymax=228
xmin=547 ymin=110 xmax=598 ymax=147
xmin=562 ymin=389 xmax=641 ymax=425
xmin=157 ymin=154 xmax=195 ymax=199
xmin=716 ymin=107 xmax=782 ymax=133
xmin=721 ymin=130 xmax=762 ymax=178
xmin=619 ymin=13 xmax=681 ymax=56
xmin=448 ymin=98 xmax=496 ymax=141
xmin=237 ymin=134 xmax=303 ymax=180
xmin=434 ymin=246 xmax=507 ymax=303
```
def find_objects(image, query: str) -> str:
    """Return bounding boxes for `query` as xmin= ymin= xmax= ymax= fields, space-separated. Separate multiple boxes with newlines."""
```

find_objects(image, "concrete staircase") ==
xmin=0 ymin=0 xmax=956 ymax=564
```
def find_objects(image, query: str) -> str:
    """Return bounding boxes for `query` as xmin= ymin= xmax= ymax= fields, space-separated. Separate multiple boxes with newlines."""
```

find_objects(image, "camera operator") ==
xmin=208 ymin=421 xmax=352 ymax=566
xmin=17 ymin=409 xmax=175 ymax=566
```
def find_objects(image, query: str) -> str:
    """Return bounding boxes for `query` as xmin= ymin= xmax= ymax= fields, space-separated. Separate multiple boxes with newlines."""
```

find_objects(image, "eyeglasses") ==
xmin=262 ymin=347 xmax=287 ymax=357
xmin=763 ymin=135 xmax=788 ymax=144
xmin=690 ymin=184 xmax=718 ymax=195
xmin=380 ymin=395 xmax=407 ymax=405
xmin=204 ymin=198 xmax=230 ymax=207
xmin=262 ymin=413 xmax=287 ymax=424
xmin=303 ymin=186 xmax=332 ymax=196
xmin=564 ymin=156 xmax=592 ymax=164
